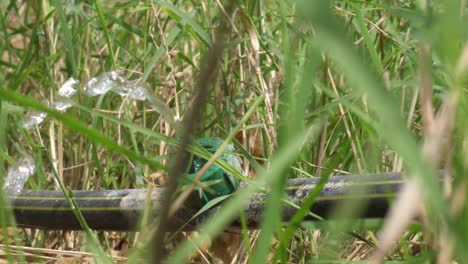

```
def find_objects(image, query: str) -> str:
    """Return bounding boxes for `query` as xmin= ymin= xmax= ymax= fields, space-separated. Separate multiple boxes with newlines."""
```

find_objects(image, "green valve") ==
xmin=179 ymin=137 xmax=242 ymax=207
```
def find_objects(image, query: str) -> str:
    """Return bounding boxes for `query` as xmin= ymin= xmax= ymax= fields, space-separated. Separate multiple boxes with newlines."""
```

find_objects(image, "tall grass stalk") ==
xmin=0 ymin=0 xmax=466 ymax=262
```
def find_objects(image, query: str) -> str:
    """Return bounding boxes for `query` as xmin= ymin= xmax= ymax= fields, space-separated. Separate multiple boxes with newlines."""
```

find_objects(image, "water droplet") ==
xmin=85 ymin=76 xmax=113 ymax=96
xmin=4 ymin=157 xmax=36 ymax=196
xmin=85 ymin=71 xmax=149 ymax=101
xmin=127 ymin=84 xmax=149 ymax=101
xmin=85 ymin=71 xmax=125 ymax=97
xmin=23 ymin=110 xmax=47 ymax=129
xmin=53 ymin=99 xmax=74 ymax=112
xmin=58 ymin=78 xmax=79 ymax=97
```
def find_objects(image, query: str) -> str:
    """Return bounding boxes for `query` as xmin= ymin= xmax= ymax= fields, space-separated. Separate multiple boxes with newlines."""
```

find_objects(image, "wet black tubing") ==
xmin=10 ymin=172 xmax=407 ymax=231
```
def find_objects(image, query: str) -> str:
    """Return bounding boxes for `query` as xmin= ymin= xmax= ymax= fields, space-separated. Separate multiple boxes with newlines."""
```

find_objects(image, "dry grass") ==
xmin=0 ymin=0 xmax=467 ymax=263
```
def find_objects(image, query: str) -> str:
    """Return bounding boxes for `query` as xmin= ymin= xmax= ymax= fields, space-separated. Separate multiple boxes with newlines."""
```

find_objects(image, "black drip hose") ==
xmin=10 ymin=172 xmax=405 ymax=231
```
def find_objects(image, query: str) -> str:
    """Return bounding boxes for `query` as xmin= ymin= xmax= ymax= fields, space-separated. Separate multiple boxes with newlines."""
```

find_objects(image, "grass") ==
xmin=0 ymin=0 xmax=467 ymax=263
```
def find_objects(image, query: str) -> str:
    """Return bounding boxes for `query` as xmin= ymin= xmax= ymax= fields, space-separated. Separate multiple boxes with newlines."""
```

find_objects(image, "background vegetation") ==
xmin=0 ymin=0 xmax=467 ymax=263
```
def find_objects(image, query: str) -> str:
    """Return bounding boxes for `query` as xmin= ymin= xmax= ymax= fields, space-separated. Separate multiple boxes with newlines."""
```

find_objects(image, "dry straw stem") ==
xmin=327 ymin=68 xmax=363 ymax=173
xmin=371 ymin=90 xmax=458 ymax=263
xmin=418 ymin=44 xmax=434 ymax=130
xmin=0 ymin=244 xmax=127 ymax=263
xmin=151 ymin=1 xmax=237 ymax=261
xmin=334 ymin=7 xmax=398 ymax=45
xmin=370 ymin=42 xmax=464 ymax=262
xmin=436 ymin=42 xmax=468 ymax=264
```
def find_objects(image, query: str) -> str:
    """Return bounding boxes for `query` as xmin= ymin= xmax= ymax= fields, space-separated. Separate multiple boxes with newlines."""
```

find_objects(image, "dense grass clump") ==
xmin=0 ymin=0 xmax=467 ymax=263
